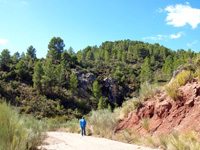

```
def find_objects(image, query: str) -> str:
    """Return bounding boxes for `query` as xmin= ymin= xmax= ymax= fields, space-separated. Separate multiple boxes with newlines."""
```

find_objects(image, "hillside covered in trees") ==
xmin=0 ymin=37 xmax=197 ymax=120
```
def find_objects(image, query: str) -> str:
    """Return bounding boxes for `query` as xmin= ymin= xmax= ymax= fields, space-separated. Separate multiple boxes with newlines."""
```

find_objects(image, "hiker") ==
xmin=80 ymin=117 xmax=86 ymax=136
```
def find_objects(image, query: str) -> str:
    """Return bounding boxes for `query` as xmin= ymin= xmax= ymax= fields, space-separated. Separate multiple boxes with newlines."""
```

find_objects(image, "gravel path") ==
xmin=38 ymin=132 xmax=159 ymax=150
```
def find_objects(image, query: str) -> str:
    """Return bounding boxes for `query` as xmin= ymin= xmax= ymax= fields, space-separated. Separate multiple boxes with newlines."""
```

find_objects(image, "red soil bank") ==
xmin=118 ymin=79 xmax=200 ymax=136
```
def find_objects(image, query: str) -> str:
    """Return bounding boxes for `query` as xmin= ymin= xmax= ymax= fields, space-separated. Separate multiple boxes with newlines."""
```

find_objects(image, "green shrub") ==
xmin=122 ymin=129 xmax=140 ymax=144
xmin=141 ymin=117 xmax=150 ymax=132
xmin=62 ymin=118 xmax=80 ymax=133
xmin=114 ymin=98 xmax=140 ymax=119
xmin=166 ymin=81 xmax=181 ymax=101
xmin=168 ymin=131 xmax=190 ymax=150
xmin=0 ymin=102 xmax=46 ymax=150
xmin=158 ymin=131 xmax=200 ymax=150
xmin=88 ymin=109 xmax=118 ymax=138
xmin=139 ymin=81 xmax=158 ymax=101
xmin=176 ymin=71 xmax=193 ymax=86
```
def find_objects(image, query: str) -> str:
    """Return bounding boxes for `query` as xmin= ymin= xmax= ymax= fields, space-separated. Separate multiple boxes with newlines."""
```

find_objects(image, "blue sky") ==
xmin=0 ymin=0 xmax=200 ymax=58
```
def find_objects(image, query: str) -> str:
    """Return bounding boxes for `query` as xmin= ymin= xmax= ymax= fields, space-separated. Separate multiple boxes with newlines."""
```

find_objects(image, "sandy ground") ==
xmin=38 ymin=132 xmax=159 ymax=150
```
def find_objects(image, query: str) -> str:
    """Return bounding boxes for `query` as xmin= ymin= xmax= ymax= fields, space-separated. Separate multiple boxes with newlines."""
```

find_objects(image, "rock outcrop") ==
xmin=169 ymin=65 xmax=185 ymax=84
xmin=73 ymin=71 xmax=120 ymax=103
xmin=74 ymin=71 xmax=96 ymax=98
xmin=118 ymin=78 xmax=200 ymax=137
xmin=102 ymin=77 xmax=119 ymax=103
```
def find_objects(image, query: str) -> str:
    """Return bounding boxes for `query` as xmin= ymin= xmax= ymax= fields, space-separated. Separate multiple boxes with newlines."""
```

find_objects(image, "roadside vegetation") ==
xmin=0 ymin=102 xmax=47 ymax=150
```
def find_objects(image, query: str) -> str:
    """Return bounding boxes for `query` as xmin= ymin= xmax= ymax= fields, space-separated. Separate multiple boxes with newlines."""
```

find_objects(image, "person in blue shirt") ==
xmin=80 ymin=117 xmax=86 ymax=136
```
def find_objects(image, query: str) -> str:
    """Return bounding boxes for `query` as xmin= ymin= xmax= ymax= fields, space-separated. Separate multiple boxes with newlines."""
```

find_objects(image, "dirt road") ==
xmin=38 ymin=132 xmax=159 ymax=150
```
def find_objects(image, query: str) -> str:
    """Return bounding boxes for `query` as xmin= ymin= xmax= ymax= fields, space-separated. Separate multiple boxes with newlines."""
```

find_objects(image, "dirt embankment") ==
xmin=118 ymin=79 xmax=200 ymax=136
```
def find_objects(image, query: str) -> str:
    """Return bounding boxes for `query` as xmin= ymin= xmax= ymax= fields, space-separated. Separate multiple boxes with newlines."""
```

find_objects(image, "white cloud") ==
xmin=165 ymin=3 xmax=200 ymax=29
xmin=187 ymin=40 xmax=198 ymax=47
xmin=142 ymin=34 xmax=168 ymax=41
xmin=186 ymin=2 xmax=190 ymax=5
xmin=0 ymin=39 xmax=8 ymax=45
xmin=143 ymin=32 xmax=183 ymax=41
xmin=170 ymin=32 xmax=184 ymax=39
xmin=156 ymin=8 xmax=163 ymax=13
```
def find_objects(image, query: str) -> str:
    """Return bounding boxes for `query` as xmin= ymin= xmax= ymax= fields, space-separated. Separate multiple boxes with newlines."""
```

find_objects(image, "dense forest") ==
xmin=0 ymin=37 xmax=197 ymax=120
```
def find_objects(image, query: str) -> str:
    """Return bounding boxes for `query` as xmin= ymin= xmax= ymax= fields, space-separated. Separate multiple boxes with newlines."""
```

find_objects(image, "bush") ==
xmin=139 ymin=81 xmax=158 ymax=101
xmin=166 ymin=81 xmax=181 ymax=101
xmin=0 ymin=102 xmax=46 ymax=150
xmin=122 ymin=129 xmax=141 ymax=144
xmin=158 ymin=131 xmax=200 ymax=150
xmin=62 ymin=118 xmax=80 ymax=133
xmin=166 ymin=71 xmax=193 ymax=101
xmin=141 ymin=117 xmax=150 ymax=132
xmin=88 ymin=109 xmax=118 ymax=138
xmin=114 ymin=98 xmax=140 ymax=119
xmin=176 ymin=71 xmax=193 ymax=86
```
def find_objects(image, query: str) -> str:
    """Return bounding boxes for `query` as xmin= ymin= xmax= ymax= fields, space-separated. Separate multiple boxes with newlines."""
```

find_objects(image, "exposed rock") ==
xmin=102 ymin=77 xmax=119 ymax=103
xmin=169 ymin=65 xmax=185 ymax=84
xmin=155 ymin=101 xmax=172 ymax=118
xmin=73 ymin=71 xmax=120 ymax=103
xmin=74 ymin=71 xmax=96 ymax=96
xmin=117 ymin=78 xmax=200 ymax=137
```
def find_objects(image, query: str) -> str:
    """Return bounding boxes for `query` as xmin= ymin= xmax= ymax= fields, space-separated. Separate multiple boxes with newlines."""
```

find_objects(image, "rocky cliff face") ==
xmin=74 ymin=71 xmax=120 ymax=103
xmin=102 ymin=77 xmax=119 ymax=103
xmin=118 ymin=78 xmax=200 ymax=137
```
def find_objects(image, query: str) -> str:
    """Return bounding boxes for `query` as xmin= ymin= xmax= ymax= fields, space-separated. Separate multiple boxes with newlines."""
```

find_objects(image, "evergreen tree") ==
xmin=33 ymin=61 xmax=44 ymax=90
xmin=21 ymin=52 xmax=25 ymax=59
xmin=69 ymin=72 xmax=78 ymax=94
xmin=28 ymin=59 xmax=33 ymax=70
xmin=41 ymin=60 xmax=55 ymax=92
xmin=162 ymin=55 xmax=173 ymax=80
xmin=12 ymin=52 xmax=20 ymax=64
xmin=46 ymin=37 xmax=65 ymax=61
xmin=76 ymin=51 xmax=83 ymax=63
xmin=97 ymin=97 xmax=106 ymax=109
xmin=68 ymin=46 xmax=75 ymax=55
xmin=26 ymin=45 xmax=36 ymax=59
xmin=117 ymin=49 xmax=122 ymax=61
xmin=0 ymin=49 xmax=11 ymax=65
xmin=55 ymin=64 xmax=65 ymax=93
xmin=105 ymin=50 xmax=110 ymax=62
xmin=15 ymin=59 xmax=28 ymax=81
xmin=92 ymin=80 xmax=102 ymax=99
xmin=86 ymin=51 xmax=94 ymax=61
xmin=61 ymin=51 xmax=71 ymax=68
xmin=140 ymin=57 xmax=153 ymax=83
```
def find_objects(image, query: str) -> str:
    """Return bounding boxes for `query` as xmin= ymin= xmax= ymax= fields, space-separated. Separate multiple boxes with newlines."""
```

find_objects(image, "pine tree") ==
xmin=86 ymin=51 xmax=94 ymax=61
xmin=61 ymin=51 xmax=71 ymax=69
xmin=33 ymin=61 xmax=44 ymax=91
xmin=92 ymin=80 xmax=102 ymax=99
xmin=105 ymin=50 xmax=110 ymax=62
xmin=26 ymin=45 xmax=36 ymax=59
xmin=46 ymin=37 xmax=65 ymax=61
xmin=55 ymin=64 xmax=65 ymax=94
xmin=140 ymin=57 xmax=153 ymax=83
xmin=15 ymin=59 xmax=28 ymax=81
xmin=41 ymin=60 xmax=55 ymax=92
xmin=162 ymin=56 xmax=173 ymax=80
xmin=97 ymin=97 xmax=106 ymax=109
xmin=117 ymin=49 xmax=122 ymax=61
